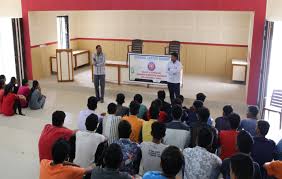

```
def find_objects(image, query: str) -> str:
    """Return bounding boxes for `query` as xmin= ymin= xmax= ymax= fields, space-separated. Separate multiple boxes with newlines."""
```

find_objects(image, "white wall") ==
xmin=0 ymin=0 xmax=22 ymax=17
xmin=267 ymin=0 xmax=282 ymax=21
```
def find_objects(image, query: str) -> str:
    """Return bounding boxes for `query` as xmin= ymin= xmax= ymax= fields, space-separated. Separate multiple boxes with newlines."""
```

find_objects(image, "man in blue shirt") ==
xmin=239 ymin=105 xmax=259 ymax=136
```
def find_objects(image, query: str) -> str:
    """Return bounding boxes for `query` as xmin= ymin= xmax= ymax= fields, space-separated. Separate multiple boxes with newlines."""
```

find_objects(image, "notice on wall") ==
xmin=128 ymin=53 xmax=171 ymax=84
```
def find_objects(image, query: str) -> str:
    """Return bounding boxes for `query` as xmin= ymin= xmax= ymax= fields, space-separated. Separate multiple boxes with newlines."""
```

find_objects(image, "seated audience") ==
xmin=185 ymin=100 xmax=203 ymax=125
xmin=143 ymin=146 xmax=184 ymax=179
xmin=163 ymin=104 xmax=190 ymax=150
xmin=113 ymin=120 xmax=142 ymax=175
xmin=190 ymin=107 xmax=218 ymax=153
xmin=91 ymin=143 xmax=133 ymax=179
xmin=239 ymin=105 xmax=259 ymax=136
xmin=196 ymin=92 xmax=206 ymax=102
xmin=173 ymin=97 xmax=188 ymax=123
xmin=8 ymin=76 xmax=18 ymax=93
xmin=230 ymin=153 xmax=254 ymax=179
xmin=221 ymin=130 xmax=262 ymax=179
xmin=40 ymin=139 xmax=93 ymax=179
xmin=2 ymin=84 xmax=24 ymax=116
xmin=38 ymin=111 xmax=74 ymax=161
xmin=140 ymin=121 xmax=168 ymax=175
xmin=134 ymin=94 xmax=148 ymax=120
xmin=29 ymin=80 xmax=46 ymax=110
xmin=215 ymin=105 xmax=233 ymax=131
xmin=142 ymin=102 xmax=160 ymax=142
xmin=157 ymin=90 xmax=171 ymax=117
xmin=73 ymin=114 xmax=106 ymax=168
xmin=176 ymin=94 xmax=188 ymax=110
xmin=251 ymin=120 xmax=276 ymax=177
xmin=264 ymin=160 xmax=282 ymax=179
xmin=275 ymin=139 xmax=282 ymax=160
xmin=116 ymin=93 xmax=129 ymax=117
xmin=219 ymin=113 xmax=240 ymax=160
xmin=147 ymin=99 xmax=168 ymax=123
xmin=0 ymin=79 xmax=5 ymax=114
xmin=78 ymin=96 xmax=101 ymax=131
xmin=17 ymin=79 xmax=31 ymax=108
xmin=183 ymin=127 xmax=222 ymax=179
xmin=0 ymin=74 xmax=6 ymax=85
xmin=123 ymin=101 xmax=144 ymax=143
xmin=101 ymin=103 xmax=121 ymax=144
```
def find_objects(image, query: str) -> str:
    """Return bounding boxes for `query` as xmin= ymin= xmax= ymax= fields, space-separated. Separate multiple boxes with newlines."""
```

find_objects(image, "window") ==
xmin=57 ymin=16 xmax=69 ymax=49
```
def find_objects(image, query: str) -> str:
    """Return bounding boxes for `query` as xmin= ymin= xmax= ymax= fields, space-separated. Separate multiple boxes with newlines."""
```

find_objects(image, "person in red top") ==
xmin=17 ymin=79 xmax=31 ymax=108
xmin=219 ymin=113 xmax=241 ymax=160
xmin=0 ymin=79 xmax=5 ymax=114
xmin=2 ymin=84 xmax=24 ymax=116
xmin=38 ymin=111 xmax=74 ymax=161
xmin=147 ymin=99 xmax=168 ymax=123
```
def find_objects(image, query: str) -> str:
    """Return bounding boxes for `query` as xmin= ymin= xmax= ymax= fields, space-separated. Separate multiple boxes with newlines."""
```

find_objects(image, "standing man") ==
xmin=167 ymin=52 xmax=182 ymax=103
xmin=93 ymin=45 xmax=106 ymax=103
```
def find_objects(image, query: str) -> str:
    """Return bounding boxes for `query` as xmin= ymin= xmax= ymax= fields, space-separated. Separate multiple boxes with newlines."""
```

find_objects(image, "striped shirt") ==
xmin=102 ymin=114 xmax=121 ymax=144
xmin=93 ymin=52 xmax=106 ymax=75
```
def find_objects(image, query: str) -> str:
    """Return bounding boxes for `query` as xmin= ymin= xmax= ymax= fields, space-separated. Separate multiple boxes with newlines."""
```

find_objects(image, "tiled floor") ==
xmin=1 ymin=68 xmax=279 ymax=179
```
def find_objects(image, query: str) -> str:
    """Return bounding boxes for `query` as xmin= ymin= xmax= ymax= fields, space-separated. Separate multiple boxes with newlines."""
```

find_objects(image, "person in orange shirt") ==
xmin=40 ymin=139 xmax=93 ymax=179
xmin=264 ymin=161 xmax=282 ymax=179
xmin=123 ymin=101 xmax=144 ymax=143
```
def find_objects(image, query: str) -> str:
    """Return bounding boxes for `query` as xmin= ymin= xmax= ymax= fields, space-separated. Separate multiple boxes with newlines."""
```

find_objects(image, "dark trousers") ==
xmin=167 ymin=82 xmax=180 ymax=103
xmin=94 ymin=75 xmax=105 ymax=100
xmin=13 ymin=98 xmax=22 ymax=114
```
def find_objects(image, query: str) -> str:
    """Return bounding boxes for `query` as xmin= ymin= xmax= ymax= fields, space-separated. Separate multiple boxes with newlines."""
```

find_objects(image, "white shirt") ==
xmin=77 ymin=109 xmax=103 ymax=131
xmin=74 ymin=130 xmax=106 ymax=168
xmin=167 ymin=60 xmax=182 ymax=83
xmin=102 ymin=114 xmax=121 ymax=144
xmin=93 ymin=52 xmax=106 ymax=75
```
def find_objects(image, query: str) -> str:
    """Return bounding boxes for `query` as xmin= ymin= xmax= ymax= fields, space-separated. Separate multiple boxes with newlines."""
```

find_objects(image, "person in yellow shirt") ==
xmin=264 ymin=160 xmax=282 ymax=179
xmin=123 ymin=101 xmax=144 ymax=143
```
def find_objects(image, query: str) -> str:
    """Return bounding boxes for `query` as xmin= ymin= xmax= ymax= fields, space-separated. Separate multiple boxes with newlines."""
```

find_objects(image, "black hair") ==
xmin=248 ymin=105 xmax=259 ymax=118
xmin=173 ymin=98 xmax=183 ymax=106
xmin=87 ymin=96 xmax=98 ymax=110
xmin=171 ymin=105 xmax=183 ymax=120
xmin=10 ymin=77 xmax=16 ymax=84
xmin=22 ymin=79 xmax=28 ymax=86
xmin=196 ymin=93 xmax=206 ymax=102
xmin=129 ymin=100 xmax=140 ymax=115
xmin=151 ymin=121 xmax=166 ymax=140
xmin=157 ymin=90 xmax=166 ymax=101
xmin=52 ymin=111 xmax=66 ymax=127
xmin=177 ymin=95 xmax=184 ymax=103
xmin=96 ymin=45 xmax=101 ymax=49
xmin=197 ymin=107 xmax=210 ymax=123
xmin=230 ymin=153 xmax=254 ymax=179
xmin=85 ymin=114 xmax=99 ymax=131
xmin=257 ymin=120 xmax=270 ymax=136
xmin=237 ymin=130 xmax=254 ymax=154
xmin=223 ymin=105 xmax=233 ymax=116
xmin=150 ymin=101 xmax=160 ymax=119
xmin=0 ymin=75 xmax=5 ymax=81
xmin=108 ymin=103 xmax=117 ymax=114
xmin=134 ymin=94 xmax=143 ymax=104
xmin=197 ymin=127 xmax=213 ymax=148
xmin=52 ymin=139 xmax=70 ymax=164
xmin=193 ymin=100 xmax=203 ymax=110
xmin=0 ymin=80 xmax=5 ymax=90
xmin=161 ymin=146 xmax=184 ymax=177
xmin=30 ymin=80 xmax=39 ymax=96
xmin=104 ymin=143 xmax=123 ymax=169
xmin=118 ymin=120 xmax=132 ymax=138
xmin=4 ymin=84 xmax=13 ymax=96
xmin=171 ymin=52 xmax=178 ymax=59
xmin=116 ymin=93 xmax=125 ymax=105
xmin=229 ymin=113 xmax=241 ymax=129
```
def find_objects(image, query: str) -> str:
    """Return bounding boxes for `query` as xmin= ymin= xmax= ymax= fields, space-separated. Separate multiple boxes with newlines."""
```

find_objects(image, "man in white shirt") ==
xmin=167 ymin=52 xmax=182 ymax=103
xmin=139 ymin=121 xmax=168 ymax=176
xmin=77 ymin=96 xmax=102 ymax=131
xmin=74 ymin=113 xmax=106 ymax=168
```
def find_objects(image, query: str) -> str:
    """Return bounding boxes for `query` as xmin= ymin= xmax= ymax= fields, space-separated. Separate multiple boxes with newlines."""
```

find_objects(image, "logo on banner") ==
xmin=147 ymin=62 xmax=156 ymax=71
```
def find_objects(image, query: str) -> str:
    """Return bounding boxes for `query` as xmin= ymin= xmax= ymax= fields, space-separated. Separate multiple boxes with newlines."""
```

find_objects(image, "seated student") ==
xmin=183 ymin=127 xmax=222 ymax=179
xmin=29 ymin=80 xmax=46 ymax=110
xmin=116 ymin=93 xmax=129 ymax=117
xmin=17 ymin=79 xmax=31 ymax=108
xmin=38 ymin=111 xmax=74 ymax=161
xmin=219 ymin=113 xmax=240 ymax=160
xmin=221 ymin=130 xmax=262 ymax=179
xmin=140 ymin=122 xmax=168 ymax=175
xmin=147 ymin=99 xmax=168 ymax=123
xmin=185 ymin=100 xmax=203 ymax=125
xmin=196 ymin=92 xmax=206 ymax=102
xmin=239 ymin=105 xmax=259 ymax=136
xmin=190 ymin=107 xmax=218 ymax=153
xmin=173 ymin=97 xmax=188 ymax=123
xmin=157 ymin=90 xmax=172 ymax=117
xmin=163 ymin=105 xmax=190 ymax=150
xmin=251 ymin=120 xmax=276 ymax=176
xmin=275 ymin=139 xmax=282 ymax=160
xmin=143 ymin=146 xmax=184 ymax=179
xmin=114 ymin=120 xmax=142 ymax=175
xmin=101 ymin=103 xmax=121 ymax=144
xmin=264 ymin=160 xmax=282 ymax=179
xmin=91 ymin=143 xmax=133 ymax=179
xmin=2 ymin=84 xmax=24 ymax=116
xmin=8 ymin=77 xmax=19 ymax=93
xmin=0 ymin=80 xmax=5 ymax=114
xmin=134 ymin=94 xmax=148 ymax=120
xmin=122 ymin=101 xmax=144 ymax=143
xmin=40 ymin=139 xmax=93 ymax=179
xmin=230 ymin=153 xmax=254 ymax=179
xmin=0 ymin=74 xmax=6 ymax=85
xmin=142 ymin=102 xmax=160 ymax=142
xmin=215 ymin=105 xmax=233 ymax=131
xmin=73 ymin=114 xmax=106 ymax=168
xmin=78 ymin=96 xmax=101 ymax=131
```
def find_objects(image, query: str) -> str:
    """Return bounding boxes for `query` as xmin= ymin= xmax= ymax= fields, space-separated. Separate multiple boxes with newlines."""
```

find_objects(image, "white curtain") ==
xmin=57 ymin=16 xmax=69 ymax=49
xmin=0 ymin=18 xmax=16 ymax=81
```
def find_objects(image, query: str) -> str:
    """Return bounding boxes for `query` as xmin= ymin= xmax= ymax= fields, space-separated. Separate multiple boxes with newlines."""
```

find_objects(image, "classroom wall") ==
xmin=0 ymin=0 xmax=22 ymax=17
xmin=267 ymin=0 xmax=282 ymax=21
